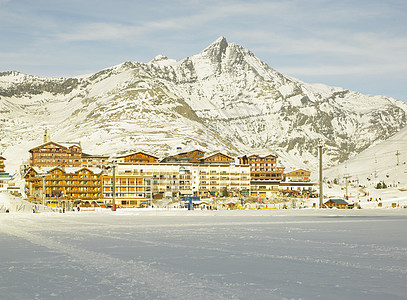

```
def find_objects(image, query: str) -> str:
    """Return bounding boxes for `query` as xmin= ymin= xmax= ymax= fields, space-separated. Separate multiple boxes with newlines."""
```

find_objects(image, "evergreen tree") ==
xmin=222 ymin=187 xmax=229 ymax=197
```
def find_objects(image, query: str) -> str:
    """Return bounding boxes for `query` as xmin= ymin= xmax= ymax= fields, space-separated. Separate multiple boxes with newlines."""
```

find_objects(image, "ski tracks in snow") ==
xmin=0 ymin=216 xmax=242 ymax=300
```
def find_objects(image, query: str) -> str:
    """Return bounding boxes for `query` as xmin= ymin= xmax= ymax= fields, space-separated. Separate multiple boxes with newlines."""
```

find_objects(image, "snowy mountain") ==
xmin=1 ymin=36 xmax=407 ymax=173
xmin=324 ymin=125 xmax=407 ymax=187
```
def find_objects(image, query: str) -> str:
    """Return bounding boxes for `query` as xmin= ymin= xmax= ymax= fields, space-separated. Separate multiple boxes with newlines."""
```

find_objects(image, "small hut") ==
xmin=324 ymin=198 xmax=348 ymax=209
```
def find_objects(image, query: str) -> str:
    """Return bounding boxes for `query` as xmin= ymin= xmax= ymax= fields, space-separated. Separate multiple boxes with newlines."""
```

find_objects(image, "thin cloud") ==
xmin=280 ymin=62 xmax=407 ymax=77
xmin=56 ymin=22 xmax=141 ymax=42
xmin=54 ymin=1 xmax=288 ymax=42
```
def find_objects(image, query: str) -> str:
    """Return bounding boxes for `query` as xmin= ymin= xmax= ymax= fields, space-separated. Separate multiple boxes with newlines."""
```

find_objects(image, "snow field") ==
xmin=0 ymin=209 xmax=406 ymax=299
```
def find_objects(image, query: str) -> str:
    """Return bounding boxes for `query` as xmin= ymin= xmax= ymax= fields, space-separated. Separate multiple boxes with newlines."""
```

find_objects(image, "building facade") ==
xmin=105 ymin=163 xmax=193 ymax=200
xmin=24 ymin=166 xmax=103 ymax=203
xmin=200 ymin=152 xmax=234 ymax=165
xmin=324 ymin=198 xmax=348 ymax=209
xmin=116 ymin=152 xmax=160 ymax=164
xmin=172 ymin=149 xmax=205 ymax=163
xmin=102 ymin=166 xmax=153 ymax=208
xmin=0 ymin=156 xmax=5 ymax=173
xmin=239 ymin=154 xmax=285 ymax=198
xmin=0 ymin=156 xmax=10 ymax=193
xmin=29 ymin=142 xmax=82 ymax=167
xmin=285 ymin=169 xmax=311 ymax=182
xmin=103 ymin=162 xmax=251 ymax=203
xmin=81 ymin=153 xmax=110 ymax=169
xmin=193 ymin=164 xmax=250 ymax=197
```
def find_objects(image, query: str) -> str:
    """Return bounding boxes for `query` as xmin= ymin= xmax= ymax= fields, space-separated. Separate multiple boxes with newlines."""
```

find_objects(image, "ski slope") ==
xmin=0 ymin=208 xmax=406 ymax=299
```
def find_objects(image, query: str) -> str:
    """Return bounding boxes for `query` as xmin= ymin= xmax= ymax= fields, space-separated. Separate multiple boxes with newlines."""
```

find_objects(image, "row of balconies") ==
xmin=47 ymin=187 xmax=101 ymax=191
xmin=103 ymin=185 xmax=151 ymax=189
xmin=103 ymin=194 xmax=152 ymax=199
xmin=105 ymin=187 xmax=151 ymax=191
xmin=199 ymin=183 xmax=247 ymax=187
xmin=199 ymin=176 xmax=249 ymax=182
xmin=199 ymin=173 xmax=248 ymax=177
xmin=32 ymin=179 xmax=100 ymax=184
xmin=41 ymin=183 xmax=101 ymax=188
xmin=103 ymin=190 xmax=150 ymax=194
xmin=45 ymin=191 xmax=102 ymax=196
xmin=250 ymin=187 xmax=278 ymax=191
xmin=45 ymin=179 xmax=101 ymax=183
xmin=33 ymin=176 xmax=99 ymax=181
xmin=45 ymin=195 xmax=101 ymax=200
xmin=48 ymin=176 xmax=99 ymax=179
xmin=32 ymin=155 xmax=81 ymax=160
xmin=118 ymin=171 xmax=193 ymax=176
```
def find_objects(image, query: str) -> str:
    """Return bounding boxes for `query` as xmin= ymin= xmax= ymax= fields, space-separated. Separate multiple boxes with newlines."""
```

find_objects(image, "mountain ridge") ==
xmin=1 ymin=37 xmax=406 ymax=173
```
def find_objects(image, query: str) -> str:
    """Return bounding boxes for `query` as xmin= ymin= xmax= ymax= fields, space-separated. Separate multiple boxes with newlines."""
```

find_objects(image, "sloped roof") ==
xmin=325 ymin=198 xmax=348 ymax=204
xmin=160 ymin=156 xmax=190 ymax=164
xmin=201 ymin=152 xmax=232 ymax=160
xmin=29 ymin=141 xmax=82 ymax=152
xmin=29 ymin=141 xmax=68 ymax=152
xmin=82 ymin=153 xmax=110 ymax=158
xmin=27 ymin=166 xmax=103 ymax=175
xmin=246 ymin=154 xmax=277 ymax=159
xmin=285 ymin=169 xmax=310 ymax=175
xmin=0 ymin=156 xmax=6 ymax=160
xmin=59 ymin=142 xmax=81 ymax=149
xmin=116 ymin=151 xmax=159 ymax=159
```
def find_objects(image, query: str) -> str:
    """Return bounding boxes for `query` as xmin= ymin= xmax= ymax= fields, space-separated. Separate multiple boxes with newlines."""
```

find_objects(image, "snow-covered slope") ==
xmin=325 ymin=125 xmax=407 ymax=187
xmin=1 ymin=37 xmax=407 ymax=173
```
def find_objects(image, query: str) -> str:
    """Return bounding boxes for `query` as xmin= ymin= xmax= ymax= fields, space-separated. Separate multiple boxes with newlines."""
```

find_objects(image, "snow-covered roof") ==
xmin=169 ymin=146 xmax=205 ymax=157
xmin=116 ymin=151 xmax=159 ymax=159
xmin=58 ymin=142 xmax=82 ymax=149
xmin=29 ymin=141 xmax=81 ymax=152
xmin=285 ymin=169 xmax=310 ymax=175
xmin=201 ymin=152 xmax=232 ymax=160
xmin=82 ymin=152 xmax=109 ymax=158
xmin=246 ymin=154 xmax=277 ymax=159
xmin=29 ymin=166 xmax=103 ymax=175
xmin=325 ymin=198 xmax=348 ymax=204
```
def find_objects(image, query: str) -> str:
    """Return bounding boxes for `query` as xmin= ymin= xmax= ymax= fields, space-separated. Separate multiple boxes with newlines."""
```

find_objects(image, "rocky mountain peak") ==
xmin=200 ymin=36 xmax=229 ymax=62
xmin=1 ymin=37 xmax=407 ymax=173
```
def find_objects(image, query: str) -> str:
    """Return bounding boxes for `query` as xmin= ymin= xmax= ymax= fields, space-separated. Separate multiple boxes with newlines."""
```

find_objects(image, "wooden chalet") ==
xmin=324 ymin=198 xmax=348 ymax=209
xmin=116 ymin=152 xmax=159 ymax=164
xmin=160 ymin=156 xmax=190 ymax=164
xmin=200 ymin=152 xmax=233 ymax=165
xmin=0 ymin=156 xmax=5 ymax=173
xmin=29 ymin=141 xmax=82 ymax=167
xmin=81 ymin=153 xmax=110 ymax=168
xmin=285 ymin=169 xmax=311 ymax=182
xmin=172 ymin=149 xmax=205 ymax=164
xmin=24 ymin=166 xmax=103 ymax=203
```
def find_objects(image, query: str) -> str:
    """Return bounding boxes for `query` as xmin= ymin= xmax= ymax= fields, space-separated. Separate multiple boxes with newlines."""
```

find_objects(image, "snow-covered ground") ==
xmin=0 ymin=203 xmax=406 ymax=299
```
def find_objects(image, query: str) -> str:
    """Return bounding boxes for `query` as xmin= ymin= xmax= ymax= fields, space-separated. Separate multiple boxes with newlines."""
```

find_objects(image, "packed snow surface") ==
xmin=0 ymin=209 xmax=406 ymax=299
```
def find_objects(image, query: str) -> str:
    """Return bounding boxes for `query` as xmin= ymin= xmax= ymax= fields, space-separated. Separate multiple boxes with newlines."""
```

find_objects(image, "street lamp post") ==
xmin=319 ymin=145 xmax=323 ymax=208
xmin=112 ymin=160 xmax=117 ymax=211
xmin=42 ymin=174 xmax=46 ymax=208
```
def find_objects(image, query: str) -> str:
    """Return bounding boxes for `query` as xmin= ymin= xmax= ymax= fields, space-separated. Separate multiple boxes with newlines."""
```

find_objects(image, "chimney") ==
xmin=44 ymin=128 xmax=51 ymax=143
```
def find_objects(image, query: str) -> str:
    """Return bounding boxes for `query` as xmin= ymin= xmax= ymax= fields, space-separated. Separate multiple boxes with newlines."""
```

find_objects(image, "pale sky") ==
xmin=1 ymin=0 xmax=406 ymax=102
